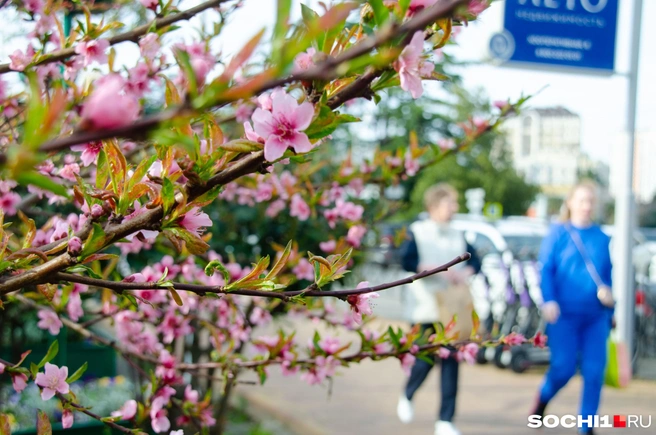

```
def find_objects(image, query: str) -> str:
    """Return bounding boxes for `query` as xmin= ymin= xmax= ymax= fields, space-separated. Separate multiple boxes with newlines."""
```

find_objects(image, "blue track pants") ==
xmin=539 ymin=312 xmax=611 ymax=432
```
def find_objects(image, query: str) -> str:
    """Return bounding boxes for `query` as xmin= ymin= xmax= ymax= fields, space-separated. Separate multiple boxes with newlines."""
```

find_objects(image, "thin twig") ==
xmin=48 ymin=253 xmax=470 ymax=299
xmin=0 ymin=0 xmax=229 ymax=75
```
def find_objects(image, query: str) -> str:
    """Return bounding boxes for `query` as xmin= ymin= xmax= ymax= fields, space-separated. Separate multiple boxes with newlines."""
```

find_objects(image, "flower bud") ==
xmin=91 ymin=204 xmax=104 ymax=219
xmin=68 ymin=236 xmax=82 ymax=256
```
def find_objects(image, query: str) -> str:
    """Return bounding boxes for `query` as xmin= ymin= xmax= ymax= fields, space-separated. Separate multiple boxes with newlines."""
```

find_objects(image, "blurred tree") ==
xmin=339 ymin=84 xmax=540 ymax=220
xmin=639 ymin=194 xmax=656 ymax=227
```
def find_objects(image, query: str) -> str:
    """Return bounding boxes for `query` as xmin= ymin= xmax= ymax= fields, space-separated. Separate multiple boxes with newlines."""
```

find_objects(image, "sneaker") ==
xmin=396 ymin=395 xmax=414 ymax=424
xmin=435 ymin=420 xmax=461 ymax=435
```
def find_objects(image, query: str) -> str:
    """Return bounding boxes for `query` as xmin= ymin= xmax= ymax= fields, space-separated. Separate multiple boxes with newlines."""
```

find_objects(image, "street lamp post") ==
xmin=613 ymin=0 xmax=644 ymax=367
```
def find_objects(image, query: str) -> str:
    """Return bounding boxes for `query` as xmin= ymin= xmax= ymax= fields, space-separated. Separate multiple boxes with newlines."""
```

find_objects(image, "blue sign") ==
xmin=491 ymin=0 xmax=619 ymax=72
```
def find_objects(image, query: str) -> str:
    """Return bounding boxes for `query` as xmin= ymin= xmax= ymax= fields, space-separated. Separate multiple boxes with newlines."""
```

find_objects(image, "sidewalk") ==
xmin=237 ymin=316 xmax=656 ymax=435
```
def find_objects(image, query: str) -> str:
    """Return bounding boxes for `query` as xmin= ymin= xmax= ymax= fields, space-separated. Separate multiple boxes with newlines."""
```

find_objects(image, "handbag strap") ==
xmin=564 ymin=224 xmax=604 ymax=288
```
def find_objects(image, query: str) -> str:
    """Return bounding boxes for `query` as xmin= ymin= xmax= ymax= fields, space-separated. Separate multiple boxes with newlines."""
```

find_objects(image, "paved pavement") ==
xmin=238 ymin=313 xmax=656 ymax=435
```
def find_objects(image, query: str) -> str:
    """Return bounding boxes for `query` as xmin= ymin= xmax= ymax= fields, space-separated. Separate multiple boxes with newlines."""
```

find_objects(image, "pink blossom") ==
xmin=335 ymin=200 xmax=364 ymax=222
xmin=346 ymin=225 xmax=367 ymax=248
xmin=58 ymin=163 xmax=80 ymax=181
xmin=504 ymin=332 xmax=526 ymax=346
xmin=81 ymin=75 xmax=140 ymax=130
xmin=140 ymin=33 xmax=161 ymax=59
xmin=0 ymin=192 xmax=21 ymax=215
xmin=318 ymin=337 xmax=342 ymax=355
xmin=127 ymin=63 xmax=151 ymax=97
xmin=181 ymin=388 xmax=199 ymax=408
xmin=0 ymin=180 xmax=17 ymax=193
xmin=190 ymin=57 xmax=213 ymax=84
xmin=457 ymin=343 xmax=479 ymax=364
xmin=399 ymin=353 xmax=416 ymax=376
xmin=140 ymin=0 xmax=158 ymax=9
xmin=90 ymin=204 xmax=104 ymax=219
xmin=249 ymin=306 xmax=272 ymax=326
xmin=62 ymin=409 xmax=74 ymax=429
xmin=319 ymin=240 xmax=336 ymax=253
xmin=290 ymin=194 xmax=310 ymax=221
xmin=235 ymin=104 xmax=254 ymax=123
xmin=112 ymin=400 xmax=138 ymax=420
xmin=281 ymin=351 xmax=299 ymax=376
xmin=316 ymin=355 xmax=340 ymax=377
xmin=37 ymin=310 xmax=63 ymax=335
xmin=532 ymin=331 xmax=548 ymax=349
xmin=158 ymin=310 xmax=193 ymax=344
xmin=178 ymin=207 xmax=212 ymax=236
xmin=293 ymin=47 xmax=316 ymax=73
xmin=438 ymin=138 xmax=456 ymax=151
xmin=293 ymin=258 xmax=314 ymax=281
xmin=347 ymin=282 xmax=379 ymax=324
xmin=324 ymin=208 xmax=339 ymax=229
xmin=394 ymin=31 xmax=434 ymax=99
xmin=75 ymin=39 xmax=109 ymax=66
xmin=493 ymin=100 xmax=509 ymax=110
xmin=12 ymin=373 xmax=28 ymax=393
xmin=71 ymin=141 xmax=103 ymax=167
xmin=404 ymin=151 xmax=420 ymax=176
xmin=0 ymin=362 xmax=4 ymax=374
xmin=407 ymin=0 xmax=437 ymax=15
xmin=386 ymin=156 xmax=402 ymax=168
xmin=266 ymin=199 xmax=286 ymax=218
xmin=35 ymin=363 xmax=69 ymax=400
xmin=23 ymin=0 xmax=44 ymax=13
xmin=252 ymin=91 xmax=314 ymax=162
xmin=257 ymin=93 xmax=273 ymax=111
xmin=9 ymin=49 xmax=32 ymax=71
xmin=150 ymin=397 xmax=171 ymax=433
xmin=438 ymin=347 xmax=451 ymax=359
xmin=467 ymin=0 xmax=489 ymax=16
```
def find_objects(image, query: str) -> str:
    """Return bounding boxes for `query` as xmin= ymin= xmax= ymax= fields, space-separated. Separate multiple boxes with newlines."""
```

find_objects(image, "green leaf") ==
xmin=37 ymin=340 xmax=58 ymax=369
xmin=95 ymin=149 xmax=109 ymax=189
xmin=169 ymin=288 xmax=183 ymax=306
xmin=219 ymin=139 xmax=262 ymax=153
xmin=66 ymin=361 xmax=88 ymax=383
xmin=80 ymin=223 xmax=106 ymax=259
xmin=166 ymin=228 xmax=209 ymax=255
xmin=272 ymin=0 xmax=292 ymax=63
xmin=15 ymin=171 xmax=70 ymax=199
xmin=369 ymin=0 xmax=390 ymax=26
xmin=265 ymin=240 xmax=292 ymax=280
xmin=398 ymin=0 xmax=411 ymax=15
xmin=205 ymin=260 xmax=231 ymax=284
xmin=37 ymin=410 xmax=51 ymax=435
xmin=305 ymin=106 xmax=359 ymax=140
xmin=30 ymin=362 xmax=38 ymax=379
xmin=387 ymin=326 xmax=400 ymax=348
xmin=417 ymin=353 xmax=435 ymax=365
xmin=174 ymin=48 xmax=198 ymax=98
xmin=0 ymin=414 xmax=9 ymax=435
xmin=161 ymin=178 xmax=176 ymax=215
xmin=23 ymin=73 xmax=47 ymax=150
xmin=127 ymin=154 xmax=157 ymax=193
xmin=65 ymin=265 xmax=103 ymax=280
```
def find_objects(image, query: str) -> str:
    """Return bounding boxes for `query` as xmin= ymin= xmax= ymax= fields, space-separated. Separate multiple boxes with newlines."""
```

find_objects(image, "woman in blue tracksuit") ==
xmin=531 ymin=182 xmax=615 ymax=435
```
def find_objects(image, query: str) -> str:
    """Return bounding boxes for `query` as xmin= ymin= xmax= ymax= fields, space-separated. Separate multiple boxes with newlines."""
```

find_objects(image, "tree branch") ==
xmin=0 ymin=0 xmax=230 ymax=75
xmin=34 ymin=0 xmax=466 ymax=154
xmin=48 ymin=253 xmax=470 ymax=299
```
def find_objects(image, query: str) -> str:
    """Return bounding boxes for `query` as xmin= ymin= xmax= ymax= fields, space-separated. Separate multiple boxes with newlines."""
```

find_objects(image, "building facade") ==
xmin=502 ymin=106 xmax=607 ymax=198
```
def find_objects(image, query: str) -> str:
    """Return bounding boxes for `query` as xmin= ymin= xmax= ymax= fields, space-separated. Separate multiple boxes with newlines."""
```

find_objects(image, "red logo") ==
xmin=614 ymin=415 xmax=627 ymax=428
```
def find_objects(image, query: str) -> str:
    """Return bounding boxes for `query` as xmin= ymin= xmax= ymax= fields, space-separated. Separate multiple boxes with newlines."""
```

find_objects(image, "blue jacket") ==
xmin=539 ymin=223 xmax=613 ymax=316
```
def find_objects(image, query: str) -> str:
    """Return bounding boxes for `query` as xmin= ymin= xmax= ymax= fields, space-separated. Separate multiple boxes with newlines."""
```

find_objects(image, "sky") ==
xmin=2 ymin=0 xmax=653 ymax=166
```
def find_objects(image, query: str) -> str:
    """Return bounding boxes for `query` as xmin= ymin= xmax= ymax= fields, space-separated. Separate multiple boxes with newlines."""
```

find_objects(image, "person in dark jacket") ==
xmin=531 ymin=181 xmax=614 ymax=435
xmin=396 ymin=183 xmax=481 ymax=435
